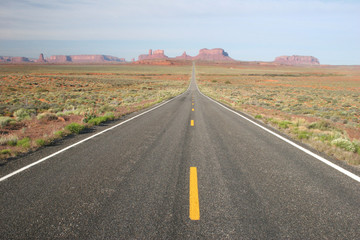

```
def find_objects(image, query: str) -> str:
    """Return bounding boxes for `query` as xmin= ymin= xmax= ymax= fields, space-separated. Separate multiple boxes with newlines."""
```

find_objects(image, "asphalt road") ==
xmin=1 ymin=64 xmax=360 ymax=239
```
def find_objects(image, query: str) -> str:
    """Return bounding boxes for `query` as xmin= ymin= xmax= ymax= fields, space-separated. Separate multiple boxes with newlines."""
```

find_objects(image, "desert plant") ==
xmin=37 ymin=112 xmax=58 ymax=121
xmin=86 ymin=113 xmax=114 ymax=126
xmin=0 ymin=135 xmax=18 ymax=146
xmin=14 ymin=108 xmax=35 ymax=120
xmin=35 ymin=139 xmax=46 ymax=147
xmin=99 ymin=105 xmax=115 ymax=113
xmin=297 ymin=131 xmax=312 ymax=140
xmin=331 ymin=138 xmax=356 ymax=152
xmin=83 ymin=113 xmax=97 ymax=123
xmin=1 ymin=149 xmax=11 ymax=155
xmin=65 ymin=123 xmax=85 ymax=134
xmin=308 ymin=121 xmax=332 ymax=130
xmin=54 ymin=130 xmax=66 ymax=138
xmin=278 ymin=120 xmax=292 ymax=129
xmin=104 ymin=112 xmax=115 ymax=120
xmin=0 ymin=117 xmax=15 ymax=127
xmin=17 ymin=137 xmax=30 ymax=148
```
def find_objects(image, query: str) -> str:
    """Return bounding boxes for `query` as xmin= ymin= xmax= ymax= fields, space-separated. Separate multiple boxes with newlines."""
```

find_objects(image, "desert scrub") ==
xmin=1 ymin=149 xmax=11 ymax=155
xmin=307 ymin=121 xmax=332 ymax=131
xmin=0 ymin=117 xmax=15 ymax=127
xmin=54 ymin=130 xmax=66 ymax=138
xmin=17 ymin=137 xmax=31 ymax=148
xmin=0 ymin=135 xmax=18 ymax=146
xmin=37 ymin=112 xmax=58 ymax=121
xmin=331 ymin=138 xmax=356 ymax=152
xmin=13 ymin=108 xmax=36 ymax=120
xmin=35 ymin=139 xmax=46 ymax=147
xmin=87 ymin=112 xmax=115 ymax=126
xmin=65 ymin=123 xmax=85 ymax=134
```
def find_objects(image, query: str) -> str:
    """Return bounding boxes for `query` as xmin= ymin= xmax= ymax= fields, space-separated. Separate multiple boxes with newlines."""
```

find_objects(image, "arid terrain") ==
xmin=1 ymin=61 xmax=359 ymax=166
xmin=197 ymin=64 xmax=360 ymax=164
xmin=0 ymin=64 xmax=189 ymax=163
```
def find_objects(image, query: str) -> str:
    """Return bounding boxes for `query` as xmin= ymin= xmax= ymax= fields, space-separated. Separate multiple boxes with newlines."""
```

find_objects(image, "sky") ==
xmin=0 ymin=0 xmax=359 ymax=65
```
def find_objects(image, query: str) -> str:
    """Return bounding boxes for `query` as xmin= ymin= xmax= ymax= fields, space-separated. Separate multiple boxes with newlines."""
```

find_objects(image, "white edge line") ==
xmin=195 ymin=75 xmax=360 ymax=183
xmin=0 ymin=84 xmax=191 ymax=182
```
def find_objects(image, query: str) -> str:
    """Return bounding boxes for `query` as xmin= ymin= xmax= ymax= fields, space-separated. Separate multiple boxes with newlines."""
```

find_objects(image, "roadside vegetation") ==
xmin=197 ymin=64 xmax=360 ymax=165
xmin=0 ymin=64 xmax=189 ymax=163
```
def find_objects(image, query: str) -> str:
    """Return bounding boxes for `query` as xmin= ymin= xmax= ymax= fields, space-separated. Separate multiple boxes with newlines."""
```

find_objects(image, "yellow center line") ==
xmin=189 ymin=167 xmax=200 ymax=220
xmin=192 ymin=108 xmax=194 ymax=111
xmin=192 ymin=103 xmax=194 ymax=105
xmin=190 ymin=120 xmax=194 ymax=126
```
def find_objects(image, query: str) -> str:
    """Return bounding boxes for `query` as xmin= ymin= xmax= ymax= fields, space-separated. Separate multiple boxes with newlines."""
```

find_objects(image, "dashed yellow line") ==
xmin=192 ymin=108 xmax=194 ymax=111
xmin=189 ymin=167 xmax=200 ymax=220
xmin=192 ymin=103 xmax=194 ymax=105
xmin=190 ymin=120 xmax=194 ymax=126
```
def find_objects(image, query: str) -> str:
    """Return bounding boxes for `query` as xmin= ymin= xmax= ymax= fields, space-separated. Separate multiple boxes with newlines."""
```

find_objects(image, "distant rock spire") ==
xmin=38 ymin=53 xmax=46 ymax=63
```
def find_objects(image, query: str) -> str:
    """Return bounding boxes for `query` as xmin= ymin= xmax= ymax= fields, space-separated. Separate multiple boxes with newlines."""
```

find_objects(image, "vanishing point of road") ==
xmin=1 ymin=64 xmax=360 ymax=239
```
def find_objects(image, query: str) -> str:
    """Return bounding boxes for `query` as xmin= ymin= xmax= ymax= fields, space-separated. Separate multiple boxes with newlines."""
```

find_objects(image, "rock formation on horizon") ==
xmin=10 ymin=57 xmax=30 ymax=63
xmin=174 ymin=51 xmax=193 ymax=60
xmin=274 ymin=55 xmax=320 ymax=65
xmin=138 ymin=49 xmax=168 ymax=61
xmin=193 ymin=48 xmax=234 ymax=61
xmin=47 ymin=55 xmax=125 ymax=63
xmin=0 ymin=56 xmax=12 ymax=62
xmin=173 ymin=48 xmax=234 ymax=62
xmin=37 ymin=53 xmax=46 ymax=63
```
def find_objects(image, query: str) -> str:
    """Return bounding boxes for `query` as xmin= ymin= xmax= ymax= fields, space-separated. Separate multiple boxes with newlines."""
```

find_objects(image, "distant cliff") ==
xmin=274 ymin=55 xmax=320 ymax=65
xmin=47 ymin=55 xmax=125 ymax=63
xmin=0 ymin=54 xmax=125 ymax=63
xmin=138 ymin=49 xmax=168 ymax=61
xmin=193 ymin=48 xmax=234 ymax=61
xmin=174 ymin=51 xmax=193 ymax=60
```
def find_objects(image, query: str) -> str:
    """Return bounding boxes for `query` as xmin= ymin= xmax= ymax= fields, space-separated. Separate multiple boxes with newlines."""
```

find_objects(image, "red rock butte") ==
xmin=138 ymin=49 xmax=168 ymax=61
xmin=274 ymin=55 xmax=320 ymax=65
xmin=138 ymin=48 xmax=234 ymax=62
xmin=193 ymin=48 xmax=234 ymax=61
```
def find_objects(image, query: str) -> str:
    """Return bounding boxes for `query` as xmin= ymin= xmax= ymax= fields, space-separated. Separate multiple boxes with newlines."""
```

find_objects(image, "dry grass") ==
xmin=197 ymin=64 xmax=360 ymax=165
xmin=0 ymin=64 xmax=190 ymax=162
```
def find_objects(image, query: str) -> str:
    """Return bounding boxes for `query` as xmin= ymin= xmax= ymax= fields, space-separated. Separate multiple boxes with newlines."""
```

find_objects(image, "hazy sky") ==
xmin=1 ymin=0 xmax=359 ymax=64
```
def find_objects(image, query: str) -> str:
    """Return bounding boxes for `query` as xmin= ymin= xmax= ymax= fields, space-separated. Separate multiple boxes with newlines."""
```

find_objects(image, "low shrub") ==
xmin=0 ymin=117 xmax=15 ymax=127
xmin=255 ymin=114 xmax=262 ymax=119
xmin=308 ymin=121 xmax=332 ymax=130
xmin=1 ymin=149 xmax=11 ymax=155
xmin=297 ymin=131 xmax=311 ymax=140
xmin=99 ymin=105 xmax=115 ymax=114
xmin=54 ymin=130 xmax=66 ymax=138
xmin=87 ymin=112 xmax=115 ymax=126
xmin=0 ymin=135 xmax=18 ymax=146
xmin=331 ymin=138 xmax=356 ymax=152
xmin=278 ymin=120 xmax=292 ymax=129
xmin=37 ymin=112 xmax=58 ymax=121
xmin=104 ymin=112 xmax=115 ymax=120
xmin=316 ymin=133 xmax=336 ymax=142
xmin=87 ymin=117 xmax=106 ymax=125
xmin=35 ymin=139 xmax=46 ymax=147
xmin=14 ymin=108 xmax=35 ymax=121
xmin=17 ymin=137 xmax=30 ymax=148
xmin=83 ymin=113 xmax=97 ymax=123
xmin=65 ymin=123 xmax=85 ymax=134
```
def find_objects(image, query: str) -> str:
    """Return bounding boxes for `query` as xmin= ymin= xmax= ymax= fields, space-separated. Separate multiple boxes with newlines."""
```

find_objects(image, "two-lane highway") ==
xmin=1 ymin=64 xmax=360 ymax=239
